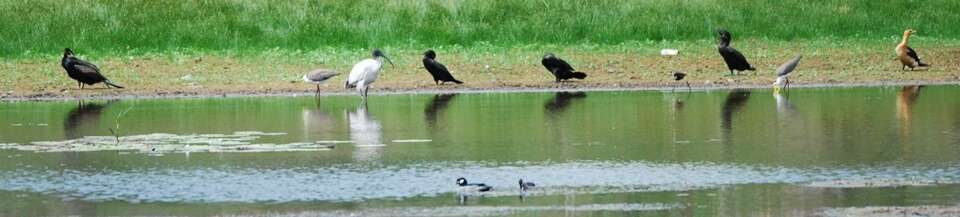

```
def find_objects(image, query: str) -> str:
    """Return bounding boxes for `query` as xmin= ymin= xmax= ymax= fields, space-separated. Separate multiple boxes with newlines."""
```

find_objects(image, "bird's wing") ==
xmin=427 ymin=59 xmax=456 ymax=80
xmin=906 ymin=46 xmax=922 ymax=62
xmin=347 ymin=60 xmax=370 ymax=85
xmin=776 ymin=56 xmax=802 ymax=77
xmin=719 ymin=47 xmax=752 ymax=69
xmin=306 ymin=70 xmax=338 ymax=82
xmin=71 ymin=58 xmax=102 ymax=75
xmin=556 ymin=58 xmax=575 ymax=71
xmin=422 ymin=58 xmax=445 ymax=78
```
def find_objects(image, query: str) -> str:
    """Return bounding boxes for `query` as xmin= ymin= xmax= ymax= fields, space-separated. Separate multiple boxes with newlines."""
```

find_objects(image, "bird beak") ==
xmin=383 ymin=56 xmax=395 ymax=67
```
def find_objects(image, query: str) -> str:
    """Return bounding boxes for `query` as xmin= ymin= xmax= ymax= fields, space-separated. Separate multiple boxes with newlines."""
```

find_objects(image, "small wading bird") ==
xmin=717 ymin=30 xmax=755 ymax=76
xmin=302 ymin=69 xmax=339 ymax=95
xmin=60 ymin=48 xmax=124 ymax=89
xmin=772 ymin=55 xmax=803 ymax=94
xmin=541 ymin=53 xmax=588 ymax=82
xmin=896 ymin=29 xmax=931 ymax=71
xmin=422 ymin=50 xmax=463 ymax=85
xmin=672 ymin=71 xmax=690 ymax=91
xmin=346 ymin=49 xmax=393 ymax=100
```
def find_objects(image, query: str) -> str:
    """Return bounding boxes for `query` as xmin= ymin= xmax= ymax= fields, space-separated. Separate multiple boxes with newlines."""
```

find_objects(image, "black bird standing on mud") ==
xmin=61 ymin=48 xmax=123 ymax=89
xmin=541 ymin=53 xmax=588 ymax=82
xmin=422 ymin=50 xmax=463 ymax=85
xmin=716 ymin=30 xmax=755 ymax=76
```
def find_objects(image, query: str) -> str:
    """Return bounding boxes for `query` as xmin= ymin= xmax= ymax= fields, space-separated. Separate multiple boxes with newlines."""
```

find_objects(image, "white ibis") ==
xmin=717 ymin=30 xmax=755 ymax=76
xmin=61 ymin=48 xmax=123 ymax=89
xmin=772 ymin=55 xmax=802 ymax=94
xmin=896 ymin=29 xmax=930 ymax=71
xmin=345 ymin=49 xmax=393 ymax=100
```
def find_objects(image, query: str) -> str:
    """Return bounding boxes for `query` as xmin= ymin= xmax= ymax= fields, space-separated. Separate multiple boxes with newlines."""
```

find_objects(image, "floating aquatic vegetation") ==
xmin=0 ymin=131 xmax=335 ymax=153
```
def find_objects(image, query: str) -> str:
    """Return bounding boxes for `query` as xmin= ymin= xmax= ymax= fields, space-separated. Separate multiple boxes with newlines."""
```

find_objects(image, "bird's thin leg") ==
xmin=77 ymin=82 xmax=81 ymax=89
xmin=435 ymin=80 xmax=439 ymax=85
xmin=364 ymin=86 xmax=370 ymax=98
xmin=685 ymin=81 xmax=691 ymax=91
xmin=729 ymin=70 xmax=735 ymax=76
xmin=81 ymin=83 xmax=85 ymax=90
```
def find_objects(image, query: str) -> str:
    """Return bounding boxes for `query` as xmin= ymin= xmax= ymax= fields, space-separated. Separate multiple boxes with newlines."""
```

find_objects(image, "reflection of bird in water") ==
xmin=721 ymin=89 xmax=751 ymax=145
xmin=64 ymin=100 xmax=114 ymax=139
xmin=544 ymin=92 xmax=587 ymax=115
xmin=347 ymin=103 xmax=383 ymax=162
xmin=424 ymin=94 xmax=458 ymax=128
xmin=896 ymin=85 xmax=922 ymax=154
xmin=302 ymin=106 xmax=335 ymax=141
xmin=774 ymin=92 xmax=797 ymax=117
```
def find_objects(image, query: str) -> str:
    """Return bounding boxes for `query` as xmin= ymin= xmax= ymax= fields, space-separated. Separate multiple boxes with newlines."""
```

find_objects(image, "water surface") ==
xmin=1 ymin=85 xmax=959 ymax=216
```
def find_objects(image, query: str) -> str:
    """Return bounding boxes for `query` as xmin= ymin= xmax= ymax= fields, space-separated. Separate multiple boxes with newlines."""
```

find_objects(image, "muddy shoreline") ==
xmin=1 ymin=80 xmax=955 ymax=101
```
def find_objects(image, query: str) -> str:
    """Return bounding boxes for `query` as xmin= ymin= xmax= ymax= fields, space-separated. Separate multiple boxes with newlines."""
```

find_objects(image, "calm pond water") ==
xmin=1 ymin=85 xmax=959 ymax=216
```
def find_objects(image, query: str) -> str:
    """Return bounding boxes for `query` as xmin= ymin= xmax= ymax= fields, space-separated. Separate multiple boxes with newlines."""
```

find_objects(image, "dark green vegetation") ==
xmin=2 ymin=0 xmax=959 ymax=58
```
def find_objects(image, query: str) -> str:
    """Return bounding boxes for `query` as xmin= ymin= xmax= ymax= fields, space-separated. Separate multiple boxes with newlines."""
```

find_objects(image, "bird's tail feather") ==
xmin=746 ymin=67 xmax=756 ymax=71
xmin=918 ymin=62 xmax=931 ymax=67
xmin=571 ymin=72 xmax=588 ymax=79
xmin=452 ymin=79 xmax=463 ymax=84
xmin=104 ymin=80 xmax=124 ymax=89
xmin=345 ymin=81 xmax=355 ymax=89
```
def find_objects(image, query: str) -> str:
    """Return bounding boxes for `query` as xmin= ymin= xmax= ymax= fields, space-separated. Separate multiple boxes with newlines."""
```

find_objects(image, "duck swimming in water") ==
xmin=456 ymin=177 xmax=492 ymax=192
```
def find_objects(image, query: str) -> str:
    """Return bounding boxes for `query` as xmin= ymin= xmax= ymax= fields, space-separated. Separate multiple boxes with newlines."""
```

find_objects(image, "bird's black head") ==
xmin=372 ymin=49 xmax=394 ymax=66
xmin=424 ymin=49 xmax=437 ymax=59
xmin=543 ymin=53 xmax=556 ymax=60
xmin=717 ymin=29 xmax=732 ymax=44
xmin=63 ymin=48 xmax=75 ymax=57
xmin=456 ymin=177 xmax=467 ymax=186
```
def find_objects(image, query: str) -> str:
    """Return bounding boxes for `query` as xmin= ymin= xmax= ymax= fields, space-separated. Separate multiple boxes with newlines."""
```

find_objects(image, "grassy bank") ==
xmin=2 ymin=0 xmax=959 ymax=58
xmin=2 ymin=38 xmax=959 ymax=99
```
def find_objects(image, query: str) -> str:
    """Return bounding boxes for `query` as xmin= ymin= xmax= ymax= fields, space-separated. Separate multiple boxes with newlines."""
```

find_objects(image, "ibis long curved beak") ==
xmin=383 ymin=56 xmax=395 ymax=67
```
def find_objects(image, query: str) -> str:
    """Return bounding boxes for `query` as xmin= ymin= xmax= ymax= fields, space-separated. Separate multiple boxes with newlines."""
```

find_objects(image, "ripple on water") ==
xmin=0 ymin=161 xmax=958 ymax=203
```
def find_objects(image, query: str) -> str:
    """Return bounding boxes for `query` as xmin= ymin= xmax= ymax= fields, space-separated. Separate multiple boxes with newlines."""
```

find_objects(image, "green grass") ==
xmin=1 ymin=0 xmax=959 ymax=58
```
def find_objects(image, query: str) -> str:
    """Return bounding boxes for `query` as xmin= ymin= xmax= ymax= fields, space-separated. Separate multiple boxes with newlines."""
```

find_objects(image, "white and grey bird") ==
xmin=456 ymin=177 xmax=492 ymax=192
xmin=303 ymin=69 xmax=339 ymax=95
xmin=345 ymin=49 xmax=394 ymax=101
xmin=772 ymin=55 xmax=802 ymax=94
